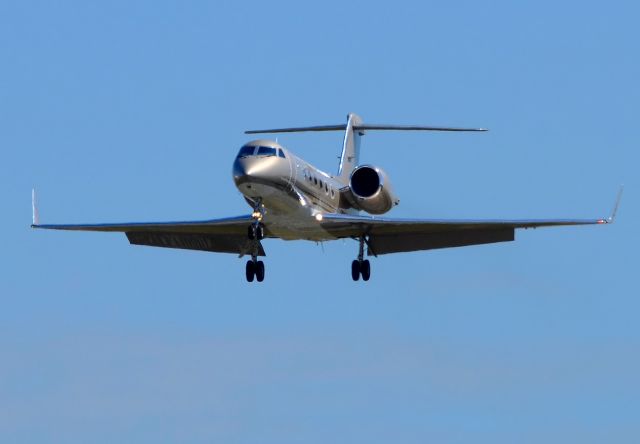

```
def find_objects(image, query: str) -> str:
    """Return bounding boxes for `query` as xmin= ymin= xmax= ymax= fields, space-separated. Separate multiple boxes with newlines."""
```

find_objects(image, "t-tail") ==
xmin=245 ymin=113 xmax=487 ymax=183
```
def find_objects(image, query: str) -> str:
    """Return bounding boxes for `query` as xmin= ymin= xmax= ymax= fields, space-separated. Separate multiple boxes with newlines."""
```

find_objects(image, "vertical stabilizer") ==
xmin=337 ymin=113 xmax=363 ymax=182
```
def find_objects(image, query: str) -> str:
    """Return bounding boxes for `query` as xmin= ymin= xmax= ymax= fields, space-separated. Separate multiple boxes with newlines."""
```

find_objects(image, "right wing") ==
xmin=320 ymin=214 xmax=612 ymax=255
xmin=319 ymin=187 xmax=622 ymax=255
xmin=32 ymin=215 xmax=266 ymax=256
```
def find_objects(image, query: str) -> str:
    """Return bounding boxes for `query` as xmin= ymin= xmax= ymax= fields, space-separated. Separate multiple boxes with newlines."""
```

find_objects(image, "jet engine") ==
xmin=347 ymin=165 xmax=399 ymax=214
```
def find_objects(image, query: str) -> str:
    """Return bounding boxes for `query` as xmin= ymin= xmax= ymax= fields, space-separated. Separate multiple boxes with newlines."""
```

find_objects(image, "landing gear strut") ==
xmin=246 ymin=199 xmax=265 ymax=282
xmin=247 ymin=199 xmax=265 ymax=240
xmin=247 ymin=224 xmax=264 ymax=240
xmin=351 ymin=236 xmax=371 ymax=281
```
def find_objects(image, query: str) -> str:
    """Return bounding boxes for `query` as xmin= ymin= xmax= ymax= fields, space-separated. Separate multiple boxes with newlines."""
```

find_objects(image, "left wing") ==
xmin=32 ymin=215 xmax=266 ymax=256
xmin=319 ymin=202 xmax=619 ymax=255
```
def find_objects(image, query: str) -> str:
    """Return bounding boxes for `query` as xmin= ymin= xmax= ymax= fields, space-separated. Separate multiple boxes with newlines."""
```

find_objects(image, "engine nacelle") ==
xmin=347 ymin=165 xmax=400 ymax=214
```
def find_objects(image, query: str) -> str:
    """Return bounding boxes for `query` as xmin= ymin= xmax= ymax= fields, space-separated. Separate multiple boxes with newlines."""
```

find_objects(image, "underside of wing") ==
xmin=320 ymin=213 xmax=611 ymax=255
xmin=32 ymin=215 xmax=266 ymax=256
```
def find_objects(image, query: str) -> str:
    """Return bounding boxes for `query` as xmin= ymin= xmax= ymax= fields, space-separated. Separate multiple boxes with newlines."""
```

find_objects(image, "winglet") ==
xmin=606 ymin=185 xmax=623 ymax=223
xmin=31 ymin=188 xmax=39 ymax=227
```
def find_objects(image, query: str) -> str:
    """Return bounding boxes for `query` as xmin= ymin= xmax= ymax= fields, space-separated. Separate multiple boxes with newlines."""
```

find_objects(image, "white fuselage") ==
xmin=232 ymin=140 xmax=350 ymax=241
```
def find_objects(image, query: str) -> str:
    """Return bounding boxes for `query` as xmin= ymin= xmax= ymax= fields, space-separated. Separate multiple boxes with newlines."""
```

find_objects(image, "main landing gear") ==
xmin=351 ymin=236 xmax=371 ymax=281
xmin=246 ymin=257 xmax=265 ymax=282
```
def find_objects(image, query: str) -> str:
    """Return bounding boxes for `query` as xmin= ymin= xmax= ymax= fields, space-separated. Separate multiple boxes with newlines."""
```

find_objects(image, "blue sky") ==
xmin=1 ymin=1 xmax=638 ymax=443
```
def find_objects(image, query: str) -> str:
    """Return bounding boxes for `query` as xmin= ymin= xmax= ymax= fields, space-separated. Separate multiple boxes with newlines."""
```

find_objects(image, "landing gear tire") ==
xmin=351 ymin=260 xmax=360 ymax=281
xmin=245 ymin=260 xmax=255 ymax=282
xmin=352 ymin=236 xmax=372 ymax=282
xmin=361 ymin=259 xmax=371 ymax=281
xmin=255 ymin=260 xmax=265 ymax=282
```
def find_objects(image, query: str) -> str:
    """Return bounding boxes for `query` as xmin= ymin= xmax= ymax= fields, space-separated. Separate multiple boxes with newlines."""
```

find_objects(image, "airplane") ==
xmin=32 ymin=113 xmax=621 ymax=282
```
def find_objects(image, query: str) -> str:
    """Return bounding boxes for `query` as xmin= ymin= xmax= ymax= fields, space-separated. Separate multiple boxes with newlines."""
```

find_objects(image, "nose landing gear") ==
xmin=351 ymin=236 xmax=371 ymax=281
xmin=247 ymin=224 xmax=264 ymax=240
xmin=245 ymin=199 xmax=266 ymax=282
xmin=247 ymin=198 xmax=265 ymax=241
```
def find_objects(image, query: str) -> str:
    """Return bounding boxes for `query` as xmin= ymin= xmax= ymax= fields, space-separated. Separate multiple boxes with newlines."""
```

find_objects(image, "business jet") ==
xmin=32 ymin=113 xmax=620 ymax=282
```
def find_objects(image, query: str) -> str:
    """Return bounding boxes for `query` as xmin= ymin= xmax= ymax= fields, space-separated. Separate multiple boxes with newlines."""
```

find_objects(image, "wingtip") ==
xmin=606 ymin=185 xmax=623 ymax=223
xmin=31 ymin=188 xmax=40 ymax=226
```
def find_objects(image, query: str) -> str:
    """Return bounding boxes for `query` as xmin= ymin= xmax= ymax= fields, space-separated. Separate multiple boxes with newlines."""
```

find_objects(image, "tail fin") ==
xmin=337 ymin=113 xmax=363 ymax=182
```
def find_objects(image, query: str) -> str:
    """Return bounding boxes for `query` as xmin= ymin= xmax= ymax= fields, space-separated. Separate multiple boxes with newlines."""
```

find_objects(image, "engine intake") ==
xmin=351 ymin=167 xmax=381 ymax=197
xmin=348 ymin=165 xmax=399 ymax=214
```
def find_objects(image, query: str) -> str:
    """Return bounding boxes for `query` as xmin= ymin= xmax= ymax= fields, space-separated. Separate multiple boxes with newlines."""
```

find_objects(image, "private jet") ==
xmin=32 ymin=113 xmax=620 ymax=282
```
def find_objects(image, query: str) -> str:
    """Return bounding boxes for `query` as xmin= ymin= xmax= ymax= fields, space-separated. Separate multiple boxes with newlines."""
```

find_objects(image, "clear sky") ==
xmin=1 ymin=1 xmax=638 ymax=443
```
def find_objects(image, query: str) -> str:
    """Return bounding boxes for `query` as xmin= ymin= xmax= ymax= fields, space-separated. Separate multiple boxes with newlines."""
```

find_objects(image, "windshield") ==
xmin=237 ymin=145 xmax=256 ymax=157
xmin=256 ymin=146 xmax=277 ymax=156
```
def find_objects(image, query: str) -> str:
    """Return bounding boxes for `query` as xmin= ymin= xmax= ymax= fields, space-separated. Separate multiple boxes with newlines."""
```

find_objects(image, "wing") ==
xmin=32 ymin=215 xmax=266 ymax=256
xmin=320 ymin=213 xmax=613 ymax=255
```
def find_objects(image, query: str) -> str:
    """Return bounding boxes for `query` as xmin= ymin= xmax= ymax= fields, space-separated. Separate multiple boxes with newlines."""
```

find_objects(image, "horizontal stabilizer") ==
xmin=245 ymin=124 xmax=487 ymax=134
xmin=356 ymin=124 xmax=486 ymax=132
xmin=246 ymin=125 xmax=347 ymax=134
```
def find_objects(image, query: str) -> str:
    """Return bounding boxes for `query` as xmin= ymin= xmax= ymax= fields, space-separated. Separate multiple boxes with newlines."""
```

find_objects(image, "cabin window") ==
xmin=330 ymin=188 xmax=335 ymax=198
xmin=278 ymin=149 xmax=286 ymax=159
xmin=256 ymin=146 xmax=277 ymax=156
xmin=313 ymin=177 xmax=317 ymax=185
xmin=325 ymin=183 xmax=329 ymax=193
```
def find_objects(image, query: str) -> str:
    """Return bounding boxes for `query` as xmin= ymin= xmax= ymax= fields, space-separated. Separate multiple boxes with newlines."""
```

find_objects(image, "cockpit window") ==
xmin=237 ymin=145 xmax=256 ymax=157
xmin=278 ymin=149 xmax=286 ymax=159
xmin=256 ymin=146 xmax=277 ymax=156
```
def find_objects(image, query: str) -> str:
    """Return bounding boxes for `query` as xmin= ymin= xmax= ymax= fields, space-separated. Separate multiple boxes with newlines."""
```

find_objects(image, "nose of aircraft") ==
xmin=232 ymin=158 xmax=248 ymax=182
xmin=232 ymin=157 xmax=267 ymax=184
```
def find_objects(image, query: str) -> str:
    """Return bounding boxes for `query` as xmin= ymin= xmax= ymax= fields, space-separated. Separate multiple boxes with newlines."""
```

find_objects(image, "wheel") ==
xmin=361 ymin=260 xmax=371 ymax=281
xmin=245 ymin=260 xmax=255 ymax=282
xmin=247 ymin=225 xmax=255 ymax=240
xmin=255 ymin=260 xmax=265 ymax=282
xmin=351 ymin=260 xmax=360 ymax=281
